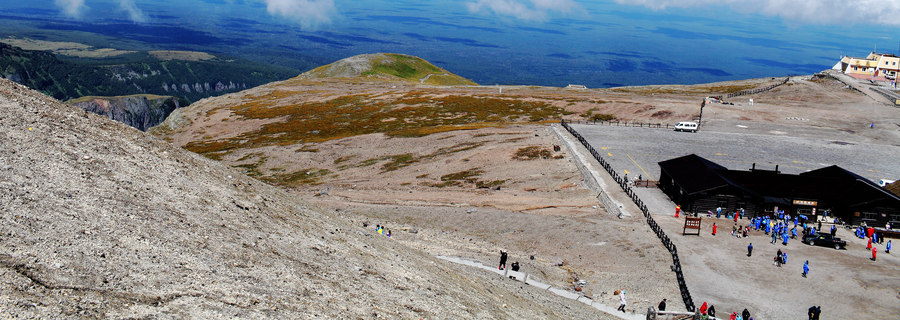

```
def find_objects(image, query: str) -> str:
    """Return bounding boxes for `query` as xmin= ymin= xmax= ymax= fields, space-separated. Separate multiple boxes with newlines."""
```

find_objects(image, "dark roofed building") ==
xmin=887 ymin=181 xmax=900 ymax=197
xmin=658 ymin=154 xmax=900 ymax=226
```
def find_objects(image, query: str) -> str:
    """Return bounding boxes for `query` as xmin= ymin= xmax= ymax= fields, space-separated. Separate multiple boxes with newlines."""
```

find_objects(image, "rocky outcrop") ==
xmin=68 ymin=95 xmax=181 ymax=131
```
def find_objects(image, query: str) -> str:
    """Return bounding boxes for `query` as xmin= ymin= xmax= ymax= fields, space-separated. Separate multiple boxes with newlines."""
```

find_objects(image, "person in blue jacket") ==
xmin=802 ymin=260 xmax=809 ymax=278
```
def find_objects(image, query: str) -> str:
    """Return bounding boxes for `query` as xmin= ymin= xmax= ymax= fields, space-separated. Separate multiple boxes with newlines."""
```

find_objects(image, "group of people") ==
xmin=498 ymin=250 xmax=520 ymax=271
xmin=857 ymin=224 xmax=892 ymax=261
xmin=374 ymin=224 xmax=391 ymax=237
xmin=707 ymin=211 xmax=833 ymax=279
xmin=807 ymin=305 xmax=822 ymax=319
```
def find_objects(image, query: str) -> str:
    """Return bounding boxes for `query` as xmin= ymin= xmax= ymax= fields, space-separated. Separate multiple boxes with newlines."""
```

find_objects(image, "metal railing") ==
xmin=714 ymin=77 xmax=790 ymax=100
xmin=562 ymin=119 xmax=673 ymax=129
xmin=562 ymin=119 xmax=695 ymax=312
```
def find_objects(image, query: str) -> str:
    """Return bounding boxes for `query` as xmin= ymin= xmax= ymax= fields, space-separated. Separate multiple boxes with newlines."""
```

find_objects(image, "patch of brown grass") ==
xmin=184 ymin=92 xmax=569 ymax=158
xmin=513 ymin=146 xmax=563 ymax=160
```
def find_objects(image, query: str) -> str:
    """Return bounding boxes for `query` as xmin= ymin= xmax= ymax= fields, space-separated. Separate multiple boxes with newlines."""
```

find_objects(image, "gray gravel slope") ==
xmin=0 ymin=79 xmax=609 ymax=319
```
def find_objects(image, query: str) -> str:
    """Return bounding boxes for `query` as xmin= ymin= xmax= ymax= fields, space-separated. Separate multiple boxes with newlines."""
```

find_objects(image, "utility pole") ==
xmin=698 ymin=98 xmax=706 ymax=127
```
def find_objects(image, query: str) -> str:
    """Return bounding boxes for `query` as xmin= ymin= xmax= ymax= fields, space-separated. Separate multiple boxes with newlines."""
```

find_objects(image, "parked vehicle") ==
xmin=674 ymin=121 xmax=698 ymax=132
xmin=802 ymin=233 xmax=847 ymax=249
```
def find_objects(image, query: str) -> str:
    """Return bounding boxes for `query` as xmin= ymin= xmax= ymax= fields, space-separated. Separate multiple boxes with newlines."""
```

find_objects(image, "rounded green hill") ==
xmin=300 ymin=53 xmax=477 ymax=86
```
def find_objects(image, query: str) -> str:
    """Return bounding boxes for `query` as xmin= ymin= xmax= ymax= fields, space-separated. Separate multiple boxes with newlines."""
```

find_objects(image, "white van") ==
xmin=674 ymin=121 xmax=698 ymax=132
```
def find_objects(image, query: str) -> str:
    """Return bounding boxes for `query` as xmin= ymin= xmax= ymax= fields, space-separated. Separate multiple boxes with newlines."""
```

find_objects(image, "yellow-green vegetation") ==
xmin=513 ymin=146 xmax=563 ymax=160
xmin=362 ymin=54 xmax=442 ymax=79
xmin=334 ymin=155 xmax=355 ymax=164
xmin=422 ymin=74 xmax=477 ymax=86
xmin=381 ymin=153 xmax=418 ymax=172
xmin=475 ymin=179 xmax=506 ymax=189
xmin=579 ymin=107 xmax=616 ymax=121
xmin=339 ymin=142 xmax=486 ymax=173
xmin=295 ymin=145 xmax=319 ymax=152
xmin=441 ymin=168 xmax=484 ymax=181
xmin=184 ymin=92 xmax=566 ymax=159
xmin=427 ymin=168 xmax=484 ymax=187
xmin=234 ymin=154 xmax=268 ymax=177
xmin=424 ymin=168 xmax=505 ymax=188
xmin=580 ymin=107 xmax=598 ymax=118
xmin=261 ymin=168 xmax=332 ymax=186
xmin=590 ymin=113 xmax=616 ymax=121
xmin=304 ymin=53 xmax=476 ymax=85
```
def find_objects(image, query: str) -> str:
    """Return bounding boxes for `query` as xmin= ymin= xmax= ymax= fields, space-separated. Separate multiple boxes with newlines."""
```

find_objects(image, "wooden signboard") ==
xmin=683 ymin=217 xmax=702 ymax=236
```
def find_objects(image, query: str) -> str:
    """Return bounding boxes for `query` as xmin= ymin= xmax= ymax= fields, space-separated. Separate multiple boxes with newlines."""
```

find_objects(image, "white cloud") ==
xmin=119 ymin=0 xmax=148 ymax=23
xmin=616 ymin=0 xmax=900 ymax=26
xmin=466 ymin=0 xmax=581 ymax=21
xmin=262 ymin=0 xmax=337 ymax=29
xmin=54 ymin=0 xmax=87 ymax=19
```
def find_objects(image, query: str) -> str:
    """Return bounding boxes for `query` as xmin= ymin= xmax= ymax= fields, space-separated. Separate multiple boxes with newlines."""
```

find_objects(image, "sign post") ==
xmin=683 ymin=217 xmax=702 ymax=236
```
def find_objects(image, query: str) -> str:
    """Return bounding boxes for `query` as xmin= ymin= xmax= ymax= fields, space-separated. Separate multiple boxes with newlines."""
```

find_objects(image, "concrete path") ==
xmin=551 ymin=124 xmax=638 ymax=218
xmin=437 ymin=255 xmax=646 ymax=320
xmin=826 ymin=71 xmax=894 ymax=104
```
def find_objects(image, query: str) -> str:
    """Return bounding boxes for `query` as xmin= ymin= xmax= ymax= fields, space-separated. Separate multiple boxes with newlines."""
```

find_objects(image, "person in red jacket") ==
xmin=712 ymin=223 xmax=717 ymax=236
xmin=872 ymin=246 xmax=877 ymax=261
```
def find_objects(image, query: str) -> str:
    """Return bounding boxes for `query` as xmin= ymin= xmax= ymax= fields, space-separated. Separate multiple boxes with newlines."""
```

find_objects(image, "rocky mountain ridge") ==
xmin=67 ymin=95 xmax=182 ymax=131
xmin=0 ymin=78 xmax=604 ymax=318
xmin=0 ymin=42 xmax=296 ymax=103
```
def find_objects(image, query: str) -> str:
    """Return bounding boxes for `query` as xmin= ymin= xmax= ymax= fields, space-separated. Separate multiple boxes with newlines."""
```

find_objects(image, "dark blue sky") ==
xmin=4 ymin=0 xmax=899 ymax=87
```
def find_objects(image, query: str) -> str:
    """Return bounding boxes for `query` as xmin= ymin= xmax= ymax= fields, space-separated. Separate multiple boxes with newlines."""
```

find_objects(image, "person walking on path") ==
xmin=803 ymin=260 xmax=809 ymax=277
xmin=830 ymin=225 xmax=836 ymax=237
xmin=747 ymin=243 xmax=753 ymax=257
xmin=887 ymin=240 xmax=891 ymax=254
xmin=867 ymin=237 xmax=872 ymax=250
xmin=712 ymin=223 xmax=717 ymax=236
xmin=776 ymin=249 xmax=783 ymax=267
xmin=499 ymin=250 xmax=508 ymax=270
xmin=872 ymin=246 xmax=877 ymax=261
xmin=617 ymin=290 xmax=627 ymax=312
xmin=657 ymin=298 xmax=666 ymax=311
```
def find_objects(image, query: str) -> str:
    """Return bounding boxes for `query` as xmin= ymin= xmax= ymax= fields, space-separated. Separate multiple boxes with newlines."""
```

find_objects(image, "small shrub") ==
xmin=590 ymin=113 xmax=616 ymax=121
xmin=513 ymin=146 xmax=553 ymax=160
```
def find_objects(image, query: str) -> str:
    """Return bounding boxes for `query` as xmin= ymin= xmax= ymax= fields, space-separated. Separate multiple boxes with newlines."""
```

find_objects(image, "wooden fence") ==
xmin=561 ymin=119 xmax=696 ymax=313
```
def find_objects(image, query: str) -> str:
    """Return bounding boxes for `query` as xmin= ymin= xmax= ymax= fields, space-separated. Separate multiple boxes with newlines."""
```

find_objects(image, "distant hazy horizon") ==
xmin=2 ymin=0 xmax=899 ymax=87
